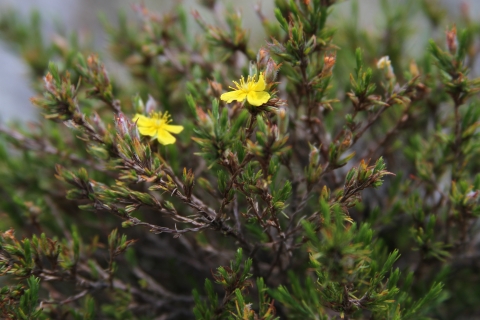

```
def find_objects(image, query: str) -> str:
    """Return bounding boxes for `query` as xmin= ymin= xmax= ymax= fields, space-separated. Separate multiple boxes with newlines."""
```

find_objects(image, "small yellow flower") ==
xmin=220 ymin=74 xmax=270 ymax=106
xmin=376 ymin=56 xmax=391 ymax=69
xmin=133 ymin=112 xmax=184 ymax=145
xmin=377 ymin=56 xmax=395 ymax=79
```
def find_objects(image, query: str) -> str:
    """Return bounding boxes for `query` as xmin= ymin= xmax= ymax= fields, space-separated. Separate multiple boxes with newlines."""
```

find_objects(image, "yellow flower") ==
xmin=220 ymin=74 xmax=270 ymax=106
xmin=376 ymin=56 xmax=391 ymax=69
xmin=377 ymin=56 xmax=395 ymax=79
xmin=133 ymin=112 xmax=183 ymax=145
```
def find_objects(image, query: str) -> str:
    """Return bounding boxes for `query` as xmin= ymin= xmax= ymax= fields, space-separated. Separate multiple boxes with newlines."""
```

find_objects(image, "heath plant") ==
xmin=0 ymin=0 xmax=480 ymax=319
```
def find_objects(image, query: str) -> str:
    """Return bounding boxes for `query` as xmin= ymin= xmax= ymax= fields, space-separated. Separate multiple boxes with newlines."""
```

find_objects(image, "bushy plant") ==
xmin=0 ymin=0 xmax=479 ymax=319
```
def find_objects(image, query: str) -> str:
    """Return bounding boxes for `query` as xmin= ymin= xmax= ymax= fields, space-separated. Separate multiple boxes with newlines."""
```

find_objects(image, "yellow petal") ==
xmin=138 ymin=126 xmax=157 ymax=136
xmin=247 ymin=91 xmax=270 ymax=106
xmin=251 ymin=74 xmax=266 ymax=91
xmin=220 ymin=90 xmax=247 ymax=103
xmin=132 ymin=114 xmax=143 ymax=121
xmin=156 ymin=130 xmax=176 ymax=145
xmin=164 ymin=124 xmax=184 ymax=134
xmin=133 ymin=114 xmax=153 ymax=127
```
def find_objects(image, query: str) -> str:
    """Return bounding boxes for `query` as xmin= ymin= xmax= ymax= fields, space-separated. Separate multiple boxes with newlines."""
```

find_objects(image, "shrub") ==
xmin=0 ymin=0 xmax=479 ymax=319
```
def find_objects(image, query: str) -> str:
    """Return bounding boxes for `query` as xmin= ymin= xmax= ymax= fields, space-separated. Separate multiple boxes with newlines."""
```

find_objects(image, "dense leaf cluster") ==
xmin=0 ymin=0 xmax=479 ymax=319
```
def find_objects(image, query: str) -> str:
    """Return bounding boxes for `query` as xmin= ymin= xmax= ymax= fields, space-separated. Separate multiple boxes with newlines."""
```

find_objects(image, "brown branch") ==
xmin=132 ymin=267 xmax=193 ymax=302
xmin=0 ymin=124 xmax=106 ymax=173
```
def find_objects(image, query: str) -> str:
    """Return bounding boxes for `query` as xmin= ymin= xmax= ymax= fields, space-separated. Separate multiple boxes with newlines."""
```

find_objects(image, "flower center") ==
xmin=151 ymin=112 xmax=171 ymax=129
xmin=234 ymin=76 xmax=255 ymax=92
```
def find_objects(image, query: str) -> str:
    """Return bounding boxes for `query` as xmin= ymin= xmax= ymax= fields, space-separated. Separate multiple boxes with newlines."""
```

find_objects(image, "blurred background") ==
xmin=0 ymin=0 xmax=478 ymax=122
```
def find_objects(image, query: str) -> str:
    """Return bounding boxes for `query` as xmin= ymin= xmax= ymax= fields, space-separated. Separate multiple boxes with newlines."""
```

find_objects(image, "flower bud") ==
xmin=322 ymin=52 xmax=336 ymax=74
xmin=257 ymin=47 xmax=270 ymax=69
xmin=195 ymin=107 xmax=211 ymax=128
xmin=133 ymin=95 xmax=145 ymax=113
xmin=265 ymin=58 xmax=281 ymax=84
xmin=277 ymin=108 xmax=288 ymax=134
xmin=145 ymin=95 xmax=157 ymax=114
xmin=446 ymin=25 xmax=457 ymax=55
xmin=114 ymin=112 xmax=130 ymax=137
xmin=44 ymin=72 xmax=56 ymax=93
xmin=409 ymin=60 xmax=420 ymax=78
xmin=309 ymin=144 xmax=320 ymax=166
xmin=377 ymin=56 xmax=395 ymax=79
xmin=207 ymin=80 xmax=223 ymax=98
xmin=249 ymin=60 xmax=258 ymax=78
xmin=87 ymin=54 xmax=95 ymax=67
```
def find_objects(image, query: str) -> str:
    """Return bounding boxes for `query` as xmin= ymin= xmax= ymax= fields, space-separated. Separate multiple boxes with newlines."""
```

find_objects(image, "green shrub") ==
xmin=0 ymin=0 xmax=479 ymax=319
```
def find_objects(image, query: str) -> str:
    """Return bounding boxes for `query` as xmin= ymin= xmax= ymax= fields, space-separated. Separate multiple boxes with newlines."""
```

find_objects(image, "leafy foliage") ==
xmin=0 ymin=0 xmax=479 ymax=318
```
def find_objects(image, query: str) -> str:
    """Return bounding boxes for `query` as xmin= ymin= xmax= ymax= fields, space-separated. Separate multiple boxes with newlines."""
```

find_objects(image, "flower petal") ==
xmin=251 ymin=74 xmax=266 ymax=91
xmin=138 ymin=126 xmax=157 ymax=136
xmin=133 ymin=114 xmax=152 ymax=126
xmin=247 ymin=91 xmax=270 ymax=106
xmin=156 ymin=130 xmax=176 ymax=145
xmin=220 ymin=90 xmax=247 ymax=103
xmin=164 ymin=124 xmax=184 ymax=134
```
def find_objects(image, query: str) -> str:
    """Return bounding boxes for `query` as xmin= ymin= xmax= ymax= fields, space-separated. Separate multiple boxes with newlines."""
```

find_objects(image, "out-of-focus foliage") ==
xmin=0 ymin=0 xmax=480 ymax=318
